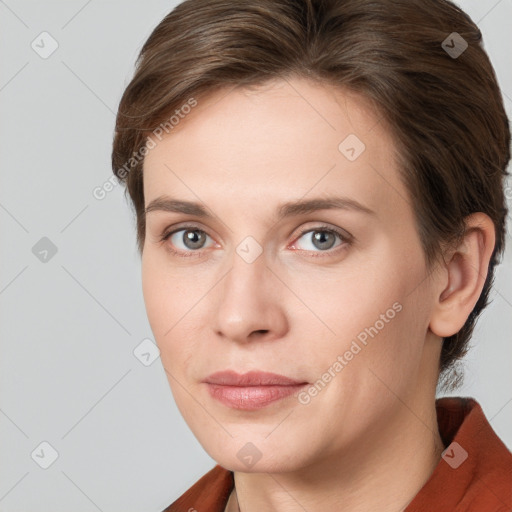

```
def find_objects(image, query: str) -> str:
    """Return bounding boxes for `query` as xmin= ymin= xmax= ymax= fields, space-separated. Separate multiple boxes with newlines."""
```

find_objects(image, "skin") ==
xmin=140 ymin=77 xmax=495 ymax=512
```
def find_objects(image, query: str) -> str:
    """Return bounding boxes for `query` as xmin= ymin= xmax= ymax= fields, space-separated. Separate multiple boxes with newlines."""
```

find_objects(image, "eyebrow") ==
xmin=145 ymin=195 xmax=375 ymax=220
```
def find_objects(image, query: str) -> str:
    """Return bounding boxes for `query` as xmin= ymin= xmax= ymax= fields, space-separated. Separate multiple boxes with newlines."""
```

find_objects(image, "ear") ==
xmin=429 ymin=213 xmax=496 ymax=338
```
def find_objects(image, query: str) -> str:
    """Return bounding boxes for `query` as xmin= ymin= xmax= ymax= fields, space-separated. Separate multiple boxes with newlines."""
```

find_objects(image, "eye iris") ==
xmin=312 ymin=230 xmax=336 ymax=250
xmin=183 ymin=230 xmax=206 ymax=249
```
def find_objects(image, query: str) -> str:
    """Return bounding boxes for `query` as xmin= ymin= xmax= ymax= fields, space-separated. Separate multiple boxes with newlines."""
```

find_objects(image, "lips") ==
xmin=203 ymin=370 xmax=306 ymax=386
xmin=202 ymin=370 xmax=308 ymax=410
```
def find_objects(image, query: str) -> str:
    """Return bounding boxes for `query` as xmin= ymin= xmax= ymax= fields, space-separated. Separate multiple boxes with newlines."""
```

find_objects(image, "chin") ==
xmin=205 ymin=440 xmax=309 ymax=474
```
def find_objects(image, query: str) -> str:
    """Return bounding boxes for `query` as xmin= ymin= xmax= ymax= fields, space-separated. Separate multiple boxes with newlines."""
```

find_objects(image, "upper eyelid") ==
xmin=163 ymin=223 xmax=214 ymax=240
xmin=162 ymin=222 xmax=347 ymax=238
xmin=295 ymin=224 xmax=350 ymax=239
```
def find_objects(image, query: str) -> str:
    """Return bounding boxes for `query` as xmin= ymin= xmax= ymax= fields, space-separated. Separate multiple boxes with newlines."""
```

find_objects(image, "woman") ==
xmin=111 ymin=0 xmax=512 ymax=510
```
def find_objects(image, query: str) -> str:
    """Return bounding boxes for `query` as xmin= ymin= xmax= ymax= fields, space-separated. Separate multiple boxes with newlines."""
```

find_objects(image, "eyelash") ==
xmin=159 ymin=223 xmax=351 ymax=259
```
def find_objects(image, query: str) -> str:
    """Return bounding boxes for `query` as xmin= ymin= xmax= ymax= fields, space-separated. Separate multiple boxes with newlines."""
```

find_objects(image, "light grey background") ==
xmin=0 ymin=1 xmax=511 ymax=511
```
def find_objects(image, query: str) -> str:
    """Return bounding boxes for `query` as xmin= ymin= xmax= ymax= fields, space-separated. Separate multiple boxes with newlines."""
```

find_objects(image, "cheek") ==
xmin=295 ymin=260 xmax=405 ymax=340
xmin=141 ymin=251 xmax=205 ymax=373
xmin=142 ymin=250 xmax=191 ymax=331
xmin=304 ymin=244 xmax=429 ymax=373
xmin=297 ymin=278 xmax=431 ymax=440
xmin=141 ymin=252 xmax=182 ymax=355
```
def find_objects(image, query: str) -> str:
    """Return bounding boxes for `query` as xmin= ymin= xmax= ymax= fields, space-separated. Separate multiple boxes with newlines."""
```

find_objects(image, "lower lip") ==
xmin=205 ymin=383 xmax=308 ymax=410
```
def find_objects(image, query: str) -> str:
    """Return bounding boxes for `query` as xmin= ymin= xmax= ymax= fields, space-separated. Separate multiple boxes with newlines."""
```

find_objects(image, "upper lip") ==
xmin=202 ymin=370 xmax=307 ymax=386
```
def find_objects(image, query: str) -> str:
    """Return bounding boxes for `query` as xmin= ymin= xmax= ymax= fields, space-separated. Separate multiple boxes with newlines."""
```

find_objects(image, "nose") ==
xmin=212 ymin=250 xmax=289 ymax=345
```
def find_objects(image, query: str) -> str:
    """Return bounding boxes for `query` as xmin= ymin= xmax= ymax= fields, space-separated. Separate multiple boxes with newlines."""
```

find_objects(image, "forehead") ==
xmin=142 ymin=78 xmax=408 ymax=222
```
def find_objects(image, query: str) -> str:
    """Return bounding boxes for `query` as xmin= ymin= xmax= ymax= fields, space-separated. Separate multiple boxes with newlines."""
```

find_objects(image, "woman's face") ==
xmin=141 ymin=78 xmax=442 ymax=472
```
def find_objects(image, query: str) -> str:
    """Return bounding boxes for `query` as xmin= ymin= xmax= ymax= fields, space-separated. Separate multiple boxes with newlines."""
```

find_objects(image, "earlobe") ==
xmin=429 ymin=213 xmax=495 ymax=338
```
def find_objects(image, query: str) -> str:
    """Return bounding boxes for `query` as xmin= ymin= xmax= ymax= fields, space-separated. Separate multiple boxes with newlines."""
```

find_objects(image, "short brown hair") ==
xmin=111 ymin=0 xmax=510 ymax=388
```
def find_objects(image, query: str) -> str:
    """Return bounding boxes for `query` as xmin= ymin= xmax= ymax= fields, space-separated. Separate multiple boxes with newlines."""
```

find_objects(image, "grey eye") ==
xmin=296 ymin=229 xmax=342 ymax=251
xmin=171 ymin=229 xmax=211 ymax=250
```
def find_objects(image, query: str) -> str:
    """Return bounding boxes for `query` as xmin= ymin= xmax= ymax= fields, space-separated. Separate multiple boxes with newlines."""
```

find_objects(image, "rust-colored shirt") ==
xmin=163 ymin=397 xmax=512 ymax=511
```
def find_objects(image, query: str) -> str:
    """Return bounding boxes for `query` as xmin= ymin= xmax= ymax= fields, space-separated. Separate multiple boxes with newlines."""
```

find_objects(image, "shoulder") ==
xmin=161 ymin=464 xmax=234 ymax=512
xmin=406 ymin=397 xmax=512 ymax=511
